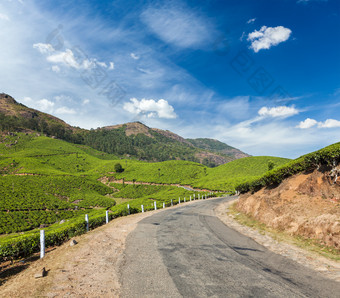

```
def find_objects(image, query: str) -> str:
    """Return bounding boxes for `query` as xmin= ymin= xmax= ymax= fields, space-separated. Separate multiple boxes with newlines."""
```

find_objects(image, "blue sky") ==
xmin=0 ymin=0 xmax=339 ymax=158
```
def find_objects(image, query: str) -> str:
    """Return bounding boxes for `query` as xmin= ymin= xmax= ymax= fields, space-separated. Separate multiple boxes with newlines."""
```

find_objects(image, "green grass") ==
xmin=0 ymin=133 xmax=290 ymax=261
xmin=111 ymin=183 xmax=206 ymax=201
xmin=236 ymin=142 xmax=340 ymax=194
xmin=192 ymin=156 xmax=290 ymax=190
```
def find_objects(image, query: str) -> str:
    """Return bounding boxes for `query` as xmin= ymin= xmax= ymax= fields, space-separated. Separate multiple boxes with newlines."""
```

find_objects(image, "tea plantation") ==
xmin=0 ymin=133 xmax=290 ymax=260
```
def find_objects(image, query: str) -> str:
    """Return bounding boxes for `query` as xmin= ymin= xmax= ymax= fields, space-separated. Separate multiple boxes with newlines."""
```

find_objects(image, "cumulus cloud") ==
xmin=141 ymin=6 xmax=214 ymax=48
xmin=21 ymin=97 xmax=55 ymax=113
xmin=318 ymin=119 xmax=340 ymax=128
xmin=248 ymin=26 xmax=292 ymax=52
xmin=258 ymin=106 xmax=299 ymax=118
xmin=296 ymin=118 xmax=317 ymax=129
xmin=130 ymin=53 xmax=140 ymax=60
xmin=297 ymin=118 xmax=340 ymax=129
xmin=123 ymin=98 xmax=177 ymax=119
xmin=46 ymin=49 xmax=84 ymax=69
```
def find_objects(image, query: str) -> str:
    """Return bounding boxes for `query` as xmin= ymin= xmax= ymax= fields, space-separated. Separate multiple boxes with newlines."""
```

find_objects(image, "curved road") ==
xmin=120 ymin=197 xmax=340 ymax=297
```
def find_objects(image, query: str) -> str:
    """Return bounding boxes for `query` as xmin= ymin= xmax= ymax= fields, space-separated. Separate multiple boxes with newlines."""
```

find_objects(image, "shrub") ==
xmin=114 ymin=163 xmax=124 ymax=173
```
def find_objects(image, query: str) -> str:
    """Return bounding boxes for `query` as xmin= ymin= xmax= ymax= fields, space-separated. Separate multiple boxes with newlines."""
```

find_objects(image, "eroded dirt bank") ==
xmin=236 ymin=168 xmax=340 ymax=249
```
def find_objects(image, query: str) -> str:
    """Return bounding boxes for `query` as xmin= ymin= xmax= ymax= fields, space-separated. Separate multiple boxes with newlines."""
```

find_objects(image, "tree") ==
xmin=114 ymin=163 xmax=124 ymax=173
xmin=268 ymin=161 xmax=276 ymax=171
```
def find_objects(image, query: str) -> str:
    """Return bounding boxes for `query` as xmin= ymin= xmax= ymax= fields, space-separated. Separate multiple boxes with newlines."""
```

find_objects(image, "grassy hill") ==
xmin=0 ymin=93 xmax=248 ymax=166
xmin=0 ymin=95 xmax=291 ymax=260
xmin=236 ymin=142 xmax=340 ymax=194
xmin=103 ymin=156 xmax=290 ymax=191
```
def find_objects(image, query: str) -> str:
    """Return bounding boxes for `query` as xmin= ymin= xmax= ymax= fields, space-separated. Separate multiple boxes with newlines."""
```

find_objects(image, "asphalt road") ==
xmin=120 ymin=197 xmax=340 ymax=297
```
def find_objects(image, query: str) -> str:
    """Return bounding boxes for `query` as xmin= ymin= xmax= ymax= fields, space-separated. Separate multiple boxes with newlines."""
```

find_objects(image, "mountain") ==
xmin=0 ymin=93 xmax=84 ymax=143
xmin=0 ymin=93 xmax=248 ymax=166
xmin=187 ymin=138 xmax=250 ymax=160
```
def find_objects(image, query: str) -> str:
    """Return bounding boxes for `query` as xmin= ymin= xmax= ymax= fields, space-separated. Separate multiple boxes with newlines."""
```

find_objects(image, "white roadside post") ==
xmin=163 ymin=202 xmax=165 ymax=209
xmin=141 ymin=205 xmax=144 ymax=213
xmin=106 ymin=210 xmax=109 ymax=224
xmin=85 ymin=214 xmax=89 ymax=232
xmin=154 ymin=201 xmax=157 ymax=210
xmin=171 ymin=199 xmax=173 ymax=206
xmin=127 ymin=204 xmax=130 ymax=215
xmin=190 ymin=196 xmax=192 ymax=201
xmin=198 ymin=194 xmax=200 ymax=200
xmin=179 ymin=197 xmax=181 ymax=204
xmin=194 ymin=194 xmax=195 ymax=200
xmin=40 ymin=230 xmax=45 ymax=259
xmin=184 ymin=197 xmax=186 ymax=202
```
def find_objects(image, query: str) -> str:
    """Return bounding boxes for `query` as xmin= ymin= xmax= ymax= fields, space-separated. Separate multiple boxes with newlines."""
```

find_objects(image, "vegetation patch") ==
xmin=236 ymin=142 xmax=340 ymax=193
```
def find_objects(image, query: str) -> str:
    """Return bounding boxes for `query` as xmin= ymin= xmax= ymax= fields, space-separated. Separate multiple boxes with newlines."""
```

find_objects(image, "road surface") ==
xmin=120 ymin=196 xmax=340 ymax=297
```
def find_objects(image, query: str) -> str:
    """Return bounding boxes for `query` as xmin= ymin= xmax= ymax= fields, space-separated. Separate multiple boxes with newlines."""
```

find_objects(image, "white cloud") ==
xmin=55 ymin=106 xmax=76 ymax=115
xmin=21 ymin=97 xmax=55 ymax=113
xmin=34 ymin=46 xmax=106 ymax=70
xmin=297 ymin=118 xmax=340 ymax=129
xmin=51 ymin=65 xmax=60 ymax=73
xmin=36 ymin=98 xmax=55 ymax=113
xmin=130 ymin=53 xmax=140 ymax=60
xmin=96 ymin=61 xmax=107 ymax=68
xmin=258 ymin=106 xmax=299 ymax=118
xmin=318 ymin=119 xmax=340 ymax=128
xmin=248 ymin=26 xmax=292 ymax=52
xmin=247 ymin=18 xmax=256 ymax=24
xmin=123 ymin=98 xmax=177 ymax=119
xmin=109 ymin=62 xmax=114 ymax=70
xmin=141 ymin=5 xmax=214 ymax=48
xmin=46 ymin=49 xmax=80 ymax=68
xmin=33 ymin=43 xmax=54 ymax=54
xmin=82 ymin=99 xmax=90 ymax=105
xmin=296 ymin=118 xmax=317 ymax=129
xmin=0 ymin=13 xmax=10 ymax=21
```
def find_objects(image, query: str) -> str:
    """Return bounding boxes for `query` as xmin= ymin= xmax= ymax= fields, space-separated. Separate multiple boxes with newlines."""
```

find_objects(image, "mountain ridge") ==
xmin=0 ymin=93 xmax=249 ymax=166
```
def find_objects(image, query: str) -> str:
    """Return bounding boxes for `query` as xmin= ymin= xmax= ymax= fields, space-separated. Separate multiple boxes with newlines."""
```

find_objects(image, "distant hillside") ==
xmin=0 ymin=93 xmax=249 ymax=166
xmin=0 ymin=93 xmax=84 ymax=143
xmin=192 ymin=156 xmax=290 ymax=190
xmin=187 ymin=138 xmax=250 ymax=160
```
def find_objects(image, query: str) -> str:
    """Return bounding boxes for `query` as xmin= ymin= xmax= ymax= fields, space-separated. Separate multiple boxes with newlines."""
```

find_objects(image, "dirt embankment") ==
xmin=236 ymin=168 xmax=340 ymax=249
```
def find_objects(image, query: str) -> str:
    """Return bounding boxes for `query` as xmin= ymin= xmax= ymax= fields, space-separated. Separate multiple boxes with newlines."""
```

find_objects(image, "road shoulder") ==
xmin=215 ymin=198 xmax=340 ymax=282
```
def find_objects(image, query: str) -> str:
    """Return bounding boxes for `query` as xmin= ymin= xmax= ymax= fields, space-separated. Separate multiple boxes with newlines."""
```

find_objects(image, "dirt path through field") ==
xmin=99 ymin=176 xmax=216 ymax=192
